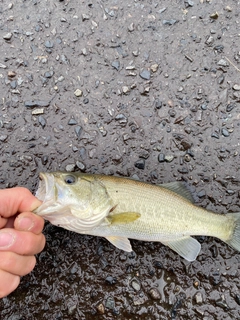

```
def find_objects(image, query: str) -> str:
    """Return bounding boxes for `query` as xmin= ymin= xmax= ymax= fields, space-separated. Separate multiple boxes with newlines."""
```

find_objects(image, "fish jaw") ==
xmin=35 ymin=173 xmax=57 ymax=213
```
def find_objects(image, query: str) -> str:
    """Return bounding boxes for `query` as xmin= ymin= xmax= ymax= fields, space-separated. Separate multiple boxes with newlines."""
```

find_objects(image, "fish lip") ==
xmin=35 ymin=172 xmax=55 ymax=214
xmin=35 ymin=173 xmax=48 ymax=201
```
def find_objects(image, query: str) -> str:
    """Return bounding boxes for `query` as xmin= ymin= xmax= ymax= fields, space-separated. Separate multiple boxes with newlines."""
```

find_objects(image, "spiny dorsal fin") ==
xmin=107 ymin=212 xmax=141 ymax=224
xmin=159 ymin=182 xmax=194 ymax=203
xmin=105 ymin=236 xmax=132 ymax=252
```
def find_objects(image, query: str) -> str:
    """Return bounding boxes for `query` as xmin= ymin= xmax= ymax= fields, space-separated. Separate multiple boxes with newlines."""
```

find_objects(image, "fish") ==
xmin=35 ymin=172 xmax=240 ymax=261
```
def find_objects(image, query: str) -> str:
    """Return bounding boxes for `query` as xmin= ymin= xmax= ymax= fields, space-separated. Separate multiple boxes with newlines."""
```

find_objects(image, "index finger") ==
xmin=0 ymin=187 xmax=42 ymax=218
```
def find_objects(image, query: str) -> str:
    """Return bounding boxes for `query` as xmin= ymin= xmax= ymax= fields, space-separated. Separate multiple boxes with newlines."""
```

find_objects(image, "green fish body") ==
xmin=35 ymin=172 xmax=240 ymax=261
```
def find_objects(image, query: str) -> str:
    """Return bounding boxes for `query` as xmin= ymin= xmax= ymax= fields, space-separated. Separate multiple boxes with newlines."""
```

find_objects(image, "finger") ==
xmin=14 ymin=212 xmax=45 ymax=235
xmin=0 ymin=216 xmax=8 ymax=229
xmin=0 ymin=252 xmax=36 ymax=276
xmin=0 ymin=269 xmax=20 ymax=298
xmin=0 ymin=230 xmax=46 ymax=255
xmin=0 ymin=187 xmax=42 ymax=218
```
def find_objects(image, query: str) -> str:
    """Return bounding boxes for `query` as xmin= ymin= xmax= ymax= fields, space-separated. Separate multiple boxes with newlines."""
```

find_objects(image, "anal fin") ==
xmin=163 ymin=236 xmax=201 ymax=261
xmin=105 ymin=236 xmax=132 ymax=252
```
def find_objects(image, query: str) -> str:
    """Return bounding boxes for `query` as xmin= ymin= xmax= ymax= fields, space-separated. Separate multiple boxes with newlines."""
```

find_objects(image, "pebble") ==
xmin=0 ymin=63 xmax=7 ymax=68
xmin=3 ymin=32 xmax=12 ymax=40
xmin=66 ymin=164 xmax=75 ymax=172
xmin=38 ymin=116 xmax=46 ymax=128
xmin=197 ymin=189 xmax=206 ymax=198
xmin=76 ymin=161 xmax=85 ymax=171
xmin=0 ymin=135 xmax=8 ymax=142
xmin=57 ymin=75 xmax=65 ymax=82
xmin=8 ymin=71 xmax=16 ymax=78
xmin=178 ymin=167 xmax=189 ymax=174
xmin=96 ymin=303 xmax=105 ymax=314
xmin=195 ymin=292 xmax=203 ymax=304
xmin=82 ymin=13 xmax=90 ymax=21
xmin=185 ymin=0 xmax=194 ymax=7
xmin=111 ymin=61 xmax=120 ymax=70
xmin=10 ymin=80 xmax=17 ymax=89
xmin=163 ymin=19 xmax=178 ymax=25
xmin=89 ymin=148 xmax=96 ymax=158
xmin=210 ymin=12 xmax=219 ymax=19
xmin=216 ymin=296 xmax=229 ymax=310
xmin=122 ymin=86 xmax=130 ymax=94
xmin=140 ymin=69 xmax=150 ymax=80
xmin=45 ymin=40 xmax=54 ymax=48
xmin=68 ymin=118 xmax=78 ymax=125
xmin=25 ymin=100 xmax=50 ymax=108
xmin=32 ymin=108 xmax=44 ymax=115
xmin=217 ymin=59 xmax=229 ymax=67
xmin=150 ymin=64 xmax=159 ymax=72
xmin=105 ymin=276 xmax=117 ymax=285
xmin=74 ymin=89 xmax=83 ymax=97
xmin=115 ymin=113 xmax=128 ymax=125
xmin=68 ymin=304 xmax=77 ymax=315
xmin=235 ymin=295 xmax=240 ymax=306
xmin=155 ymin=99 xmax=162 ymax=109
xmin=128 ymin=23 xmax=135 ymax=32
xmin=149 ymin=288 xmax=161 ymax=300
xmin=222 ymin=128 xmax=229 ymax=137
xmin=184 ymin=154 xmax=191 ymax=162
xmin=211 ymin=132 xmax=219 ymax=139
xmin=134 ymin=159 xmax=145 ymax=170
xmin=44 ymin=71 xmax=54 ymax=78
xmin=75 ymin=125 xmax=82 ymax=138
xmin=233 ymin=84 xmax=240 ymax=91
xmin=79 ymin=147 xmax=87 ymax=160
xmin=41 ymin=155 xmax=48 ymax=165
xmin=139 ymin=150 xmax=149 ymax=159
xmin=105 ymin=296 xmax=115 ymax=310
xmin=205 ymin=35 xmax=214 ymax=46
xmin=165 ymin=155 xmax=174 ymax=162
xmin=158 ymin=153 xmax=165 ymax=162
xmin=214 ymin=45 xmax=224 ymax=53
xmin=97 ymin=123 xmax=107 ymax=136
xmin=131 ymin=279 xmax=141 ymax=291
xmin=210 ymin=244 xmax=218 ymax=258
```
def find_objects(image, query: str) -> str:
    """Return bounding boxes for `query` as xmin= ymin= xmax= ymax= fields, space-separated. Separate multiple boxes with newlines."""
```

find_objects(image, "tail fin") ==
xmin=225 ymin=213 xmax=240 ymax=252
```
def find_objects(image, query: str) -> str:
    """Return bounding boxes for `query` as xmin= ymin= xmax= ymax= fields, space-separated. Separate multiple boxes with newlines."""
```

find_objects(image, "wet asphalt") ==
xmin=0 ymin=0 xmax=240 ymax=319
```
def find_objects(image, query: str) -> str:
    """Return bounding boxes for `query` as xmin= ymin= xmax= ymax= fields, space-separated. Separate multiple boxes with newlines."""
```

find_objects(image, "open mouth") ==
xmin=35 ymin=173 xmax=55 ymax=214
xmin=35 ymin=173 xmax=46 ymax=201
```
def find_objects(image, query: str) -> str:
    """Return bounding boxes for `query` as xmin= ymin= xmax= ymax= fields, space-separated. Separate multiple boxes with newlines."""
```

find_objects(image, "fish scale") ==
xmin=35 ymin=172 xmax=240 ymax=261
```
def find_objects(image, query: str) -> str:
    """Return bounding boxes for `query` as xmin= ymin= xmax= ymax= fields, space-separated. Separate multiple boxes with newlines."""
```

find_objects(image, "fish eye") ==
xmin=64 ymin=175 xmax=76 ymax=184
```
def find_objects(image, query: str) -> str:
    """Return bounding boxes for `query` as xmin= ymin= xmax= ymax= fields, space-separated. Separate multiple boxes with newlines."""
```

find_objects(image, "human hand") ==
xmin=0 ymin=187 xmax=46 ymax=298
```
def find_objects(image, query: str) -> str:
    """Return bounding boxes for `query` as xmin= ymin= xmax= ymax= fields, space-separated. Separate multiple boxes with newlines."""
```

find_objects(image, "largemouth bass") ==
xmin=35 ymin=172 xmax=240 ymax=261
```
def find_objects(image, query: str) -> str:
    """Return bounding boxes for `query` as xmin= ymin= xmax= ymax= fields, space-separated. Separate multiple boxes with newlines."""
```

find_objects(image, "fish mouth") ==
xmin=35 ymin=172 xmax=56 ymax=214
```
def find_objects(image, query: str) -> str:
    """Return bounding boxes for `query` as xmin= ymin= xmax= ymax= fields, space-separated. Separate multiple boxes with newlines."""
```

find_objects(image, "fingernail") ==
xmin=30 ymin=199 xmax=42 ymax=212
xmin=18 ymin=217 xmax=35 ymax=231
xmin=0 ymin=232 xmax=15 ymax=248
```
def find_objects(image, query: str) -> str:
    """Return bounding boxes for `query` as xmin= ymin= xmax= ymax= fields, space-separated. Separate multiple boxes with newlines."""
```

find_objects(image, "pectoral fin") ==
xmin=163 ymin=236 xmax=201 ymax=261
xmin=107 ymin=212 xmax=141 ymax=224
xmin=105 ymin=236 xmax=132 ymax=252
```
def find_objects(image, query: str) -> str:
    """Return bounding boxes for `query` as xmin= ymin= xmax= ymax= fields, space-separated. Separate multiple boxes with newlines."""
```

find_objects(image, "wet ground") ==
xmin=1 ymin=0 xmax=240 ymax=318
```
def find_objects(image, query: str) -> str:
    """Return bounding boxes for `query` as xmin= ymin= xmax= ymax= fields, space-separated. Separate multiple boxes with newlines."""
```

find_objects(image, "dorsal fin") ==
xmin=159 ymin=182 xmax=194 ymax=203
